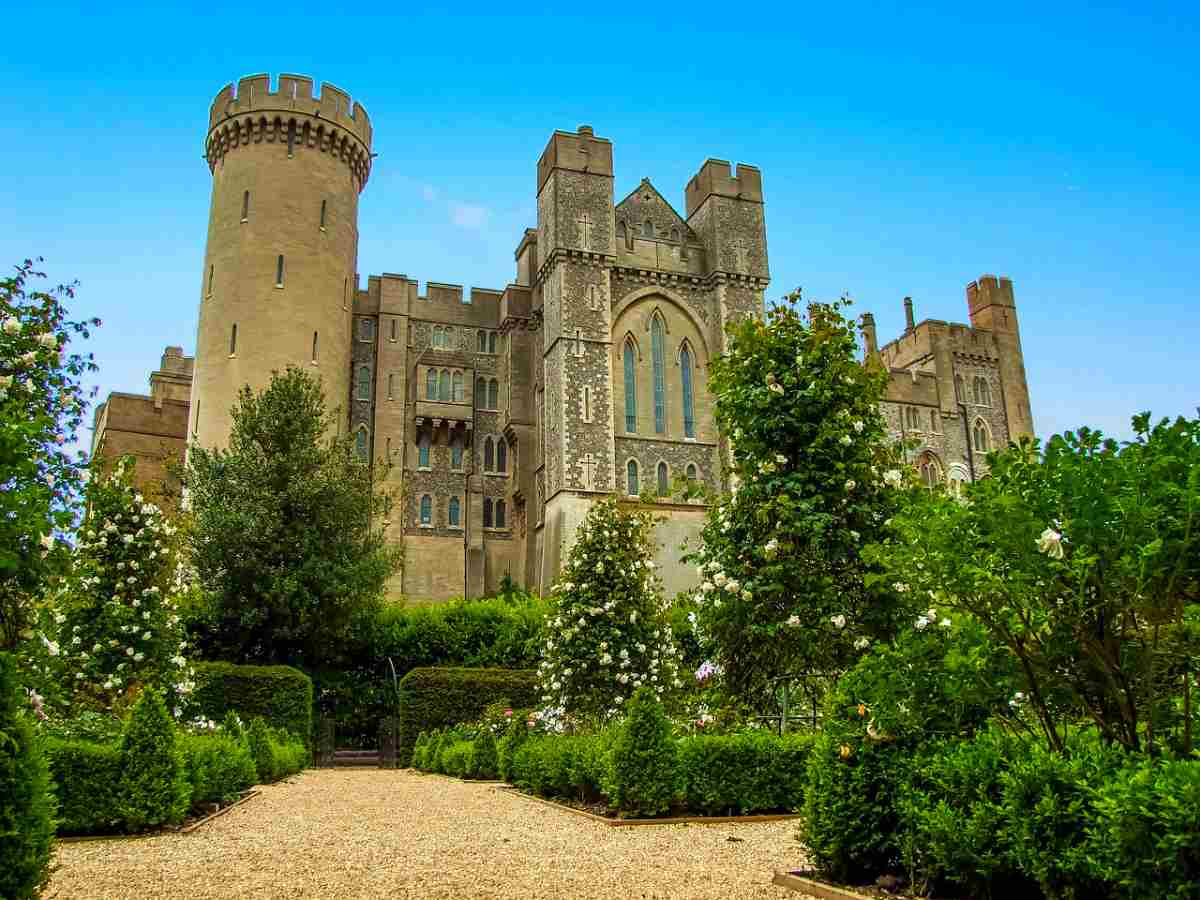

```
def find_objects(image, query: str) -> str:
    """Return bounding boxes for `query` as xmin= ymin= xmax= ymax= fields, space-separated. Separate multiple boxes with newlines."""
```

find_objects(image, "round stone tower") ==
xmin=190 ymin=73 xmax=372 ymax=449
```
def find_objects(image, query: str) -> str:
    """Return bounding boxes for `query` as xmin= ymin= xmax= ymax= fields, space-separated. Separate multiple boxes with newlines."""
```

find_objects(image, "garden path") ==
xmin=47 ymin=769 xmax=812 ymax=899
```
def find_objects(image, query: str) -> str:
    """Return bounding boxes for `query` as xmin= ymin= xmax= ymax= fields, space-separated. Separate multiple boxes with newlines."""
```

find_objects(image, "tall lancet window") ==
xmin=680 ymin=343 xmax=695 ymax=439
xmin=623 ymin=339 xmax=637 ymax=433
xmin=651 ymin=315 xmax=666 ymax=435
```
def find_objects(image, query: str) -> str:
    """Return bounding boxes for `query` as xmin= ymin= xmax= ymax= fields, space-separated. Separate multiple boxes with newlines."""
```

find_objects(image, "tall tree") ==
xmin=184 ymin=367 xmax=401 ymax=665
xmin=689 ymin=293 xmax=908 ymax=704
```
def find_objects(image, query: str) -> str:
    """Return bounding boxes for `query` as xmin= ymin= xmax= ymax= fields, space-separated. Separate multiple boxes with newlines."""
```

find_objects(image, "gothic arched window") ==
xmin=496 ymin=438 xmax=507 ymax=473
xmin=657 ymin=461 xmax=669 ymax=497
xmin=438 ymin=369 xmax=450 ymax=402
xmin=356 ymin=366 xmax=371 ymax=401
xmin=483 ymin=498 xmax=494 ymax=528
xmin=417 ymin=436 xmax=430 ymax=469
xmin=627 ymin=459 xmax=639 ymax=496
xmin=427 ymin=369 xmax=438 ymax=400
xmin=475 ymin=377 xmax=486 ymax=407
xmin=973 ymin=419 xmax=991 ymax=452
xmin=451 ymin=437 xmax=463 ymax=470
xmin=419 ymin=494 xmax=432 ymax=525
xmin=680 ymin=343 xmax=695 ymax=439
xmin=651 ymin=315 xmax=666 ymax=434
xmin=495 ymin=500 xmax=507 ymax=528
xmin=355 ymin=427 xmax=368 ymax=461
xmin=487 ymin=379 xmax=499 ymax=409
xmin=623 ymin=339 xmax=637 ymax=433
xmin=686 ymin=463 xmax=697 ymax=481
xmin=452 ymin=371 xmax=464 ymax=402
xmin=918 ymin=452 xmax=942 ymax=488
xmin=448 ymin=496 xmax=461 ymax=527
xmin=484 ymin=437 xmax=495 ymax=472
xmin=477 ymin=330 xmax=487 ymax=352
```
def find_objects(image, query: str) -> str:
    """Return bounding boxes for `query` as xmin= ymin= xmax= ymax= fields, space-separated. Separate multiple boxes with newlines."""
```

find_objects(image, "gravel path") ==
xmin=47 ymin=768 xmax=812 ymax=899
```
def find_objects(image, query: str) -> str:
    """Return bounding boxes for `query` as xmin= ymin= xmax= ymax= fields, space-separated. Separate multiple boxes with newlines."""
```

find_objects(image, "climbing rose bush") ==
xmin=32 ymin=458 xmax=194 ymax=716
xmin=689 ymin=294 xmax=910 ymax=700
xmin=0 ymin=258 xmax=99 ymax=650
xmin=538 ymin=498 xmax=681 ymax=723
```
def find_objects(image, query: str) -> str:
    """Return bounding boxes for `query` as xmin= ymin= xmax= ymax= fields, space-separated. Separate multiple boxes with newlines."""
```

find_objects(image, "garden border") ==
xmin=772 ymin=870 xmax=911 ymax=899
xmin=55 ymin=790 xmax=262 ymax=843
xmin=501 ymin=787 xmax=799 ymax=828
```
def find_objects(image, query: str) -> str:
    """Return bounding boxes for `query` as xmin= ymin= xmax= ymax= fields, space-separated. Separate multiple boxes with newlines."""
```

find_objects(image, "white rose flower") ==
xmin=1036 ymin=527 xmax=1064 ymax=559
xmin=840 ymin=434 xmax=853 ymax=446
xmin=914 ymin=616 xmax=929 ymax=631
xmin=854 ymin=637 xmax=870 ymax=650
xmin=786 ymin=615 xmax=801 ymax=628
xmin=883 ymin=469 xmax=904 ymax=488
xmin=831 ymin=614 xmax=847 ymax=630
xmin=853 ymin=420 xmax=864 ymax=433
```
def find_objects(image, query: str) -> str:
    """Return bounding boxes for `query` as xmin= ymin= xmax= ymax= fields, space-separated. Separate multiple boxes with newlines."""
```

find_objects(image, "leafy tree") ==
xmin=0 ymin=259 xmax=99 ymax=651
xmin=0 ymin=651 xmax=55 ymax=899
xmin=689 ymin=294 xmax=908 ymax=704
xmin=537 ymin=498 xmax=680 ymax=723
xmin=184 ymin=367 xmax=402 ymax=665
xmin=867 ymin=413 xmax=1200 ymax=753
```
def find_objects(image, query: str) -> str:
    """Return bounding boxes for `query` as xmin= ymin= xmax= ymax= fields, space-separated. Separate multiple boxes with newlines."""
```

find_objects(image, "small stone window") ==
xmin=484 ymin=437 xmax=495 ymax=472
xmin=438 ymin=369 xmax=450 ymax=402
xmin=487 ymin=379 xmax=499 ymax=410
xmin=489 ymin=332 xmax=497 ymax=354
xmin=419 ymin=494 xmax=432 ymax=526
xmin=626 ymin=459 xmax=639 ymax=496
xmin=311 ymin=331 xmax=318 ymax=364
xmin=355 ymin=427 xmax=369 ymax=462
xmin=275 ymin=255 xmax=285 ymax=288
xmin=495 ymin=499 xmax=507 ymax=529
xmin=356 ymin=366 xmax=371 ymax=401
xmin=582 ymin=386 xmax=593 ymax=423
xmin=973 ymin=419 xmax=991 ymax=452
xmin=496 ymin=438 xmax=507 ymax=474
xmin=229 ymin=323 xmax=237 ymax=356
xmin=319 ymin=199 xmax=327 ymax=230
xmin=483 ymin=498 xmax=494 ymax=528
xmin=448 ymin=496 xmax=461 ymax=527
xmin=475 ymin=377 xmax=486 ymax=407
xmin=426 ymin=369 xmax=438 ymax=401
xmin=686 ymin=463 xmax=697 ymax=481
xmin=207 ymin=264 xmax=214 ymax=297
xmin=241 ymin=191 xmax=249 ymax=222
xmin=359 ymin=318 xmax=374 ymax=342
xmin=452 ymin=371 xmax=464 ymax=402
xmin=418 ymin=436 xmax=431 ymax=469
xmin=387 ymin=373 xmax=395 ymax=400
xmin=390 ymin=319 xmax=398 ymax=341
xmin=656 ymin=461 xmax=669 ymax=497
xmin=973 ymin=376 xmax=992 ymax=406
xmin=451 ymin=438 xmax=464 ymax=471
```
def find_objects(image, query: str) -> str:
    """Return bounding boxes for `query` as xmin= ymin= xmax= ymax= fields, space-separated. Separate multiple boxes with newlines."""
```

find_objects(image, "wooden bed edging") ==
xmin=772 ymin=870 xmax=876 ymax=899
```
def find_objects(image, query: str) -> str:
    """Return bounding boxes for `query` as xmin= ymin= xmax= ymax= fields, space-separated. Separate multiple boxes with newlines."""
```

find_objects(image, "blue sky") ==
xmin=1 ymin=1 xmax=1196 ymax=443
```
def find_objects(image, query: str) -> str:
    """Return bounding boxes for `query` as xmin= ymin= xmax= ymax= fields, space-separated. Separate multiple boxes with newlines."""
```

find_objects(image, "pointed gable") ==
xmin=615 ymin=178 xmax=693 ymax=244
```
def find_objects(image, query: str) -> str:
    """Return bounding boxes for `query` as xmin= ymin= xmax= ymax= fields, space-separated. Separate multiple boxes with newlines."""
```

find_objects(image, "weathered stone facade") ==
xmin=93 ymin=74 xmax=1035 ymax=603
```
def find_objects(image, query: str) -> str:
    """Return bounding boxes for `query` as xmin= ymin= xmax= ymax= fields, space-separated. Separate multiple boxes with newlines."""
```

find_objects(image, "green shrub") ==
xmin=469 ymin=729 xmax=499 ymax=779
xmin=180 ymin=733 xmax=257 ymax=808
xmin=0 ymin=652 xmax=55 ymax=899
xmin=441 ymin=740 xmax=473 ymax=778
xmin=243 ymin=717 xmax=307 ymax=783
xmin=397 ymin=667 xmax=538 ymax=765
xmin=44 ymin=738 xmax=123 ymax=835
xmin=411 ymin=732 xmax=429 ymax=769
xmin=246 ymin=717 xmax=275 ymax=782
xmin=498 ymin=716 xmax=532 ymax=782
xmin=678 ymin=732 xmax=812 ymax=815
xmin=897 ymin=728 xmax=1035 ymax=898
xmin=425 ymin=734 xmax=444 ymax=773
xmin=509 ymin=733 xmax=609 ymax=801
xmin=117 ymin=688 xmax=189 ymax=831
xmin=608 ymin=687 xmax=676 ymax=817
xmin=191 ymin=662 xmax=313 ymax=742
xmin=1087 ymin=755 xmax=1200 ymax=900
xmin=1001 ymin=733 xmax=1126 ymax=900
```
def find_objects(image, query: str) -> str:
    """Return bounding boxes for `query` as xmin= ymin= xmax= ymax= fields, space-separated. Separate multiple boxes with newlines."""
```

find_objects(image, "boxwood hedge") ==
xmin=190 ymin=661 xmax=313 ymax=741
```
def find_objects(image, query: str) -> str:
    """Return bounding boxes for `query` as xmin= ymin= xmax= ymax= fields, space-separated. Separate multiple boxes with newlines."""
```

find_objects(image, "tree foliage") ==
xmin=867 ymin=413 xmax=1200 ymax=753
xmin=537 ymin=498 xmax=680 ymax=723
xmin=0 ymin=259 xmax=99 ymax=650
xmin=183 ymin=367 xmax=401 ymax=665
xmin=689 ymin=294 xmax=908 ymax=701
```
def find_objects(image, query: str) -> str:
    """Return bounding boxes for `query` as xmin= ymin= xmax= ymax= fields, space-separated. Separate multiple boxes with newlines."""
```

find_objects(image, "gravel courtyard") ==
xmin=47 ymin=768 xmax=811 ymax=899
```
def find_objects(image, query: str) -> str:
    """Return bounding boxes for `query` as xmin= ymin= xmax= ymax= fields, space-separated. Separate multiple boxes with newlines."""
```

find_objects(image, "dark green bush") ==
xmin=411 ymin=731 xmax=429 ymax=769
xmin=441 ymin=740 xmax=472 ymax=778
xmin=191 ymin=662 xmax=313 ymax=742
xmin=0 ymin=652 xmax=55 ymax=899
xmin=469 ymin=729 xmax=499 ymax=779
xmin=678 ymin=731 xmax=812 ymax=814
xmin=426 ymin=734 xmax=444 ymax=773
xmin=117 ymin=688 xmax=189 ymax=831
xmin=397 ymin=667 xmax=538 ymax=765
xmin=308 ymin=596 xmax=547 ymax=747
xmin=897 ymin=728 xmax=1035 ymax=898
xmin=1087 ymin=755 xmax=1200 ymax=900
xmin=180 ymin=733 xmax=257 ymax=807
xmin=609 ymin=687 xmax=676 ymax=817
xmin=44 ymin=738 xmax=122 ymax=835
xmin=244 ymin=717 xmax=308 ymax=783
xmin=509 ymin=733 xmax=609 ymax=801
xmin=497 ymin=716 xmax=531 ymax=782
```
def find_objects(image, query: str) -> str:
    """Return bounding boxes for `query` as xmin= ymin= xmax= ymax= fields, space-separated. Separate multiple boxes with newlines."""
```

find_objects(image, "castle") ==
xmin=91 ymin=73 xmax=1035 ymax=602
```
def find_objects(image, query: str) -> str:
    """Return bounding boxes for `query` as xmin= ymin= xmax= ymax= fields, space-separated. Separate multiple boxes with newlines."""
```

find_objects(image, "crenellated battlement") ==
xmin=537 ymin=125 xmax=613 ymax=193
xmin=205 ymin=73 xmax=373 ymax=189
xmin=685 ymin=159 xmax=763 ymax=218
xmin=966 ymin=274 xmax=1015 ymax=317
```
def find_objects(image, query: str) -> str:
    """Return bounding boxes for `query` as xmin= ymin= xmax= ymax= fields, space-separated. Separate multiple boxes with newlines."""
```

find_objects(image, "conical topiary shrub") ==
xmin=609 ymin=686 xmax=677 ymax=817
xmin=0 ymin=652 xmax=55 ymax=899
xmin=470 ymin=729 xmax=499 ymax=780
xmin=117 ymin=687 xmax=188 ymax=831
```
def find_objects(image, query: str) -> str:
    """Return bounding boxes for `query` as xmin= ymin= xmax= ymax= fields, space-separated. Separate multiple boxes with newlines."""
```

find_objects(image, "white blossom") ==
xmin=1036 ymin=527 xmax=1064 ymax=559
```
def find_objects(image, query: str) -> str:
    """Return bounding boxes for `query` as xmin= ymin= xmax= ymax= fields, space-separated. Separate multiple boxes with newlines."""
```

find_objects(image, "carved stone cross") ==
xmin=580 ymin=452 xmax=597 ymax=490
xmin=578 ymin=212 xmax=592 ymax=251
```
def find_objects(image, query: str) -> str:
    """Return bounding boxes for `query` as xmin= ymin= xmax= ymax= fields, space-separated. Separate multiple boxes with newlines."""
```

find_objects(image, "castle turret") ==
xmin=966 ymin=275 xmax=1034 ymax=439
xmin=190 ymin=73 xmax=372 ymax=449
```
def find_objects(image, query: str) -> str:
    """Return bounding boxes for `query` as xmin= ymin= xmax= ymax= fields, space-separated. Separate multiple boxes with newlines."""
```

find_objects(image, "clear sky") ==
xmin=2 ymin=1 xmax=1196 ymax=444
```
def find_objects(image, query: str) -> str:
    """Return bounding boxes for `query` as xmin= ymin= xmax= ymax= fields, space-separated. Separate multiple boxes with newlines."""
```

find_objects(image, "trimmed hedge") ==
xmin=397 ymin=667 xmax=538 ymax=765
xmin=678 ymin=732 xmax=813 ymax=815
xmin=44 ymin=739 xmax=123 ymax=835
xmin=191 ymin=661 xmax=313 ymax=741
xmin=509 ymin=734 xmax=609 ymax=800
xmin=179 ymin=733 xmax=257 ymax=807
xmin=246 ymin=717 xmax=309 ymax=783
